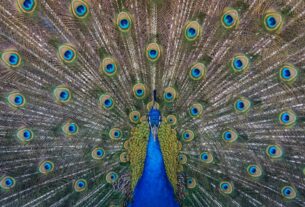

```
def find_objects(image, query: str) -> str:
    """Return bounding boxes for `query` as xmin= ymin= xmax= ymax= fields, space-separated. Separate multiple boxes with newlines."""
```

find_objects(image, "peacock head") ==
xmin=148 ymin=107 xmax=161 ymax=128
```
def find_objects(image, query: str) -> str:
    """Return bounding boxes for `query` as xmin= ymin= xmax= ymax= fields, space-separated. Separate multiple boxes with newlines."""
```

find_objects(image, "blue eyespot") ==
xmin=266 ymin=145 xmax=283 ymax=159
xmin=74 ymin=179 xmax=87 ymax=192
xmin=221 ymin=8 xmax=239 ymax=29
xmin=278 ymin=110 xmax=297 ymax=127
xmin=59 ymin=90 xmax=69 ymax=101
xmin=109 ymin=128 xmax=122 ymax=140
xmin=105 ymin=64 xmax=115 ymax=73
xmin=129 ymin=111 xmax=141 ymax=124
xmin=263 ymin=11 xmax=283 ymax=32
xmin=71 ymin=0 xmax=89 ymax=19
xmin=184 ymin=21 xmax=201 ymax=41
xmin=182 ymin=130 xmax=194 ymax=142
xmin=17 ymin=127 xmax=33 ymax=143
xmin=281 ymin=68 xmax=291 ymax=79
xmin=219 ymin=181 xmax=233 ymax=194
xmin=39 ymin=160 xmax=55 ymax=174
xmin=186 ymin=177 xmax=197 ymax=189
xmin=223 ymin=14 xmax=234 ymax=26
xmin=149 ymin=49 xmax=158 ymax=59
xmin=281 ymin=113 xmax=290 ymax=123
xmin=146 ymin=43 xmax=161 ymax=62
xmin=9 ymin=54 xmax=19 ymax=65
xmin=279 ymin=64 xmax=298 ymax=84
xmin=62 ymin=120 xmax=79 ymax=136
xmin=269 ymin=146 xmax=276 ymax=154
xmin=187 ymin=27 xmax=197 ymax=38
xmin=233 ymin=58 xmax=243 ymax=70
xmin=120 ymin=19 xmax=129 ymax=29
xmin=23 ymin=130 xmax=32 ymax=140
xmin=106 ymin=172 xmax=119 ymax=184
xmin=22 ymin=0 xmax=34 ymax=11
xmin=1 ymin=176 xmax=16 ymax=190
xmin=221 ymin=183 xmax=228 ymax=190
xmin=224 ymin=132 xmax=231 ymax=140
xmin=266 ymin=16 xmax=277 ymax=28
xmin=163 ymin=87 xmax=177 ymax=102
xmin=201 ymin=153 xmax=208 ymax=160
xmin=14 ymin=95 xmax=24 ymax=105
xmin=63 ymin=50 xmax=74 ymax=61
xmin=117 ymin=12 xmax=132 ymax=32
xmin=17 ymin=0 xmax=36 ymax=13
xmin=68 ymin=123 xmax=77 ymax=133
xmin=234 ymin=97 xmax=251 ymax=113
xmin=236 ymin=100 xmax=244 ymax=110
xmin=189 ymin=103 xmax=203 ymax=118
xmin=76 ymin=5 xmax=87 ymax=17
xmin=99 ymin=94 xmax=114 ymax=110
xmin=191 ymin=68 xmax=201 ymax=78
xmin=136 ymin=89 xmax=144 ymax=96
xmin=92 ymin=147 xmax=105 ymax=160
xmin=249 ymin=166 xmax=256 ymax=174
xmin=281 ymin=186 xmax=297 ymax=199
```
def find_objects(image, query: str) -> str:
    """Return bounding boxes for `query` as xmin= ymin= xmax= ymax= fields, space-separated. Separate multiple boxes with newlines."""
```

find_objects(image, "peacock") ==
xmin=1 ymin=0 xmax=305 ymax=206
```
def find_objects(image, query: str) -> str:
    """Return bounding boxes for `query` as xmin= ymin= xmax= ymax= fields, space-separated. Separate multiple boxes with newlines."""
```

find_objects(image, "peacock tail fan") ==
xmin=0 ymin=0 xmax=305 ymax=207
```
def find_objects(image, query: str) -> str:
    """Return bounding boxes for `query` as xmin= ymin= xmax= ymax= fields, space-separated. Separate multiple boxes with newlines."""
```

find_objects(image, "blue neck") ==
xmin=130 ymin=131 xmax=179 ymax=207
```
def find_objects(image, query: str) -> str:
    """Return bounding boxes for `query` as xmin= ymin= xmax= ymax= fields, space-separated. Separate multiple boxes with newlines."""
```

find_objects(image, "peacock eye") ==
xmin=178 ymin=154 xmax=187 ymax=164
xmin=184 ymin=21 xmax=201 ymax=41
xmin=7 ymin=92 xmax=26 ymax=108
xmin=53 ymin=85 xmax=72 ymax=104
xmin=91 ymin=147 xmax=105 ymax=160
xmin=74 ymin=179 xmax=87 ymax=192
xmin=247 ymin=164 xmax=262 ymax=178
xmin=99 ymin=94 xmax=114 ymax=110
xmin=230 ymin=54 xmax=250 ymax=73
xmin=278 ymin=110 xmax=297 ymax=127
xmin=263 ymin=10 xmax=283 ymax=33
xmin=17 ymin=127 xmax=34 ymax=143
xmin=0 ymin=176 xmax=16 ymax=190
xmin=71 ymin=0 xmax=90 ymax=19
xmin=109 ymin=128 xmax=122 ymax=140
xmin=200 ymin=151 xmax=213 ymax=163
xmin=100 ymin=57 xmax=118 ymax=77
xmin=39 ymin=160 xmax=54 ymax=174
xmin=120 ymin=152 xmax=129 ymax=163
xmin=166 ymin=115 xmax=177 ymax=126
xmin=62 ymin=120 xmax=79 ymax=137
xmin=234 ymin=97 xmax=251 ymax=113
xmin=17 ymin=0 xmax=37 ymax=14
xmin=266 ymin=145 xmax=283 ymax=159
xmin=58 ymin=44 xmax=77 ymax=64
xmin=106 ymin=172 xmax=118 ymax=184
xmin=1 ymin=50 xmax=22 ymax=68
xmin=222 ymin=128 xmax=238 ymax=143
xmin=189 ymin=103 xmax=203 ymax=118
xmin=146 ymin=43 xmax=161 ymax=62
xmin=117 ymin=12 xmax=132 ymax=32
xmin=133 ymin=83 xmax=147 ymax=99
xmin=219 ymin=181 xmax=234 ymax=194
xmin=186 ymin=177 xmax=197 ymax=189
xmin=129 ymin=111 xmax=141 ymax=124
xmin=189 ymin=63 xmax=207 ymax=80
xmin=279 ymin=64 xmax=298 ymax=84
xmin=221 ymin=8 xmax=239 ymax=29
xmin=181 ymin=129 xmax=194 ymax=142
xmin=163 ymin=87 xmax=177 ymax=102
xmin=281 ymin=186 xmax=296 ymax=200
